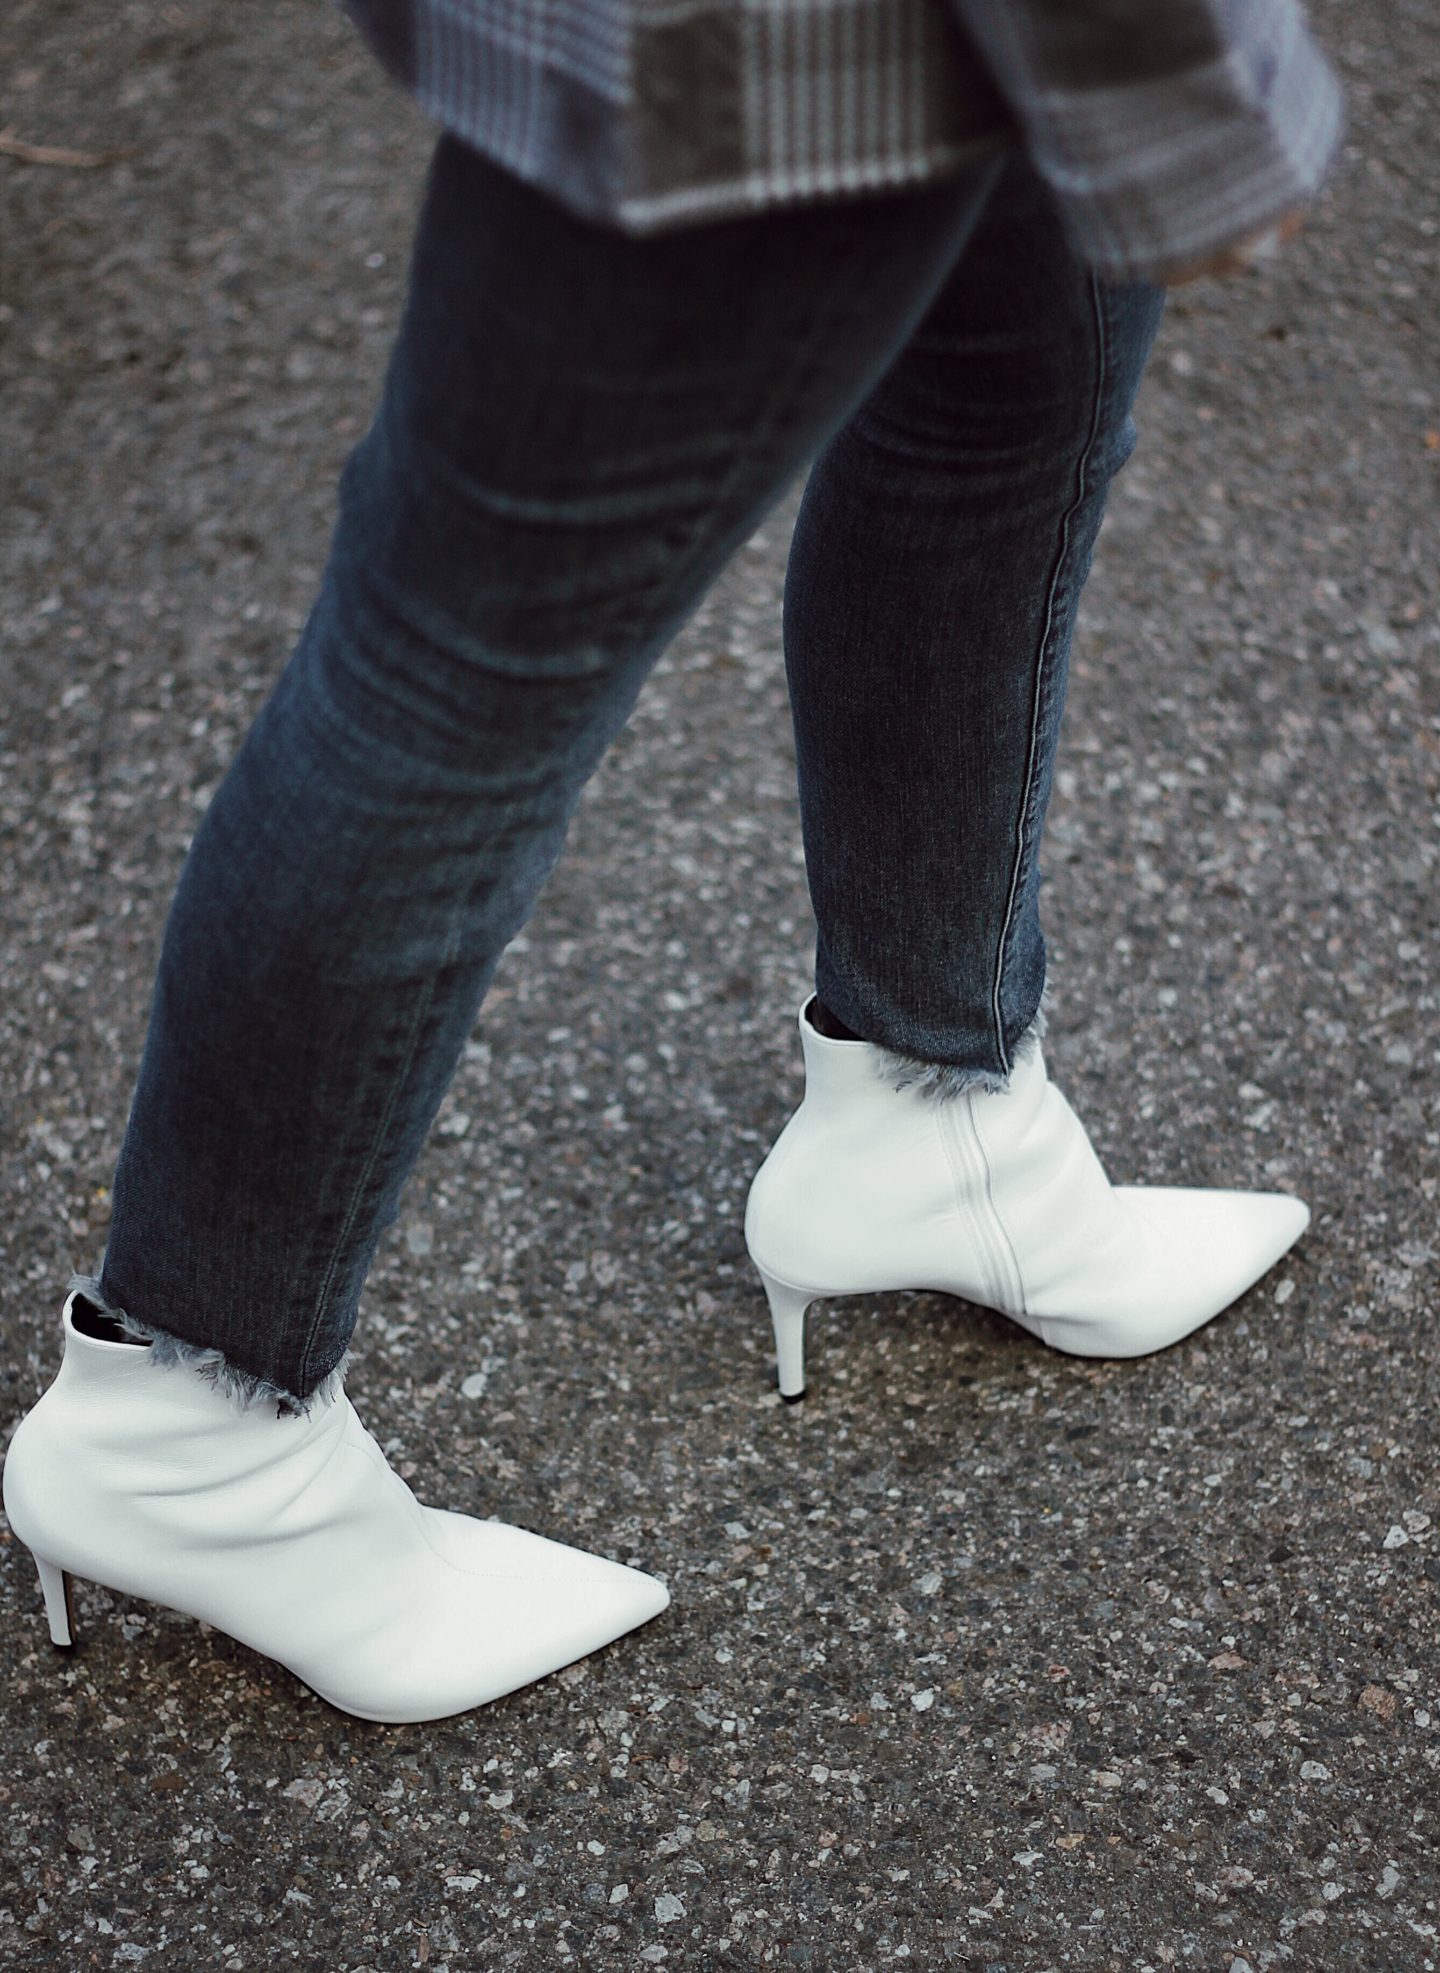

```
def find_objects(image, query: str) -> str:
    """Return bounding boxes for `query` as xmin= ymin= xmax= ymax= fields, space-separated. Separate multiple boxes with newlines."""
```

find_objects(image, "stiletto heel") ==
xmin=34 ymin=1555 xmax=76 ymax=1650
xmin=757 ymin=1268 xmax=814 ymax=1402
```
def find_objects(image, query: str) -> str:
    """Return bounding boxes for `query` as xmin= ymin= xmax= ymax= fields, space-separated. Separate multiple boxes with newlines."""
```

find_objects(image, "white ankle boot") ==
xmin=745 ymin=1002 xmax=1309 ymax=1399
xmin=2 ymin=1296 xmax=669 ymax=1723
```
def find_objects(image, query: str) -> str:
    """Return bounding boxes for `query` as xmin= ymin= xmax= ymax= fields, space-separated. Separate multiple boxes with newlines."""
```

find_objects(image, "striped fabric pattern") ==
xmin=377 ymin=0 xmax=1012 ymax=227
xmin=954 ymin=0 xmax=1345 ymax=276
xmin=734 ymin=1 xmax=1008 ymax=208
xmin=341 ymin=0 xmax=1342 ymax=279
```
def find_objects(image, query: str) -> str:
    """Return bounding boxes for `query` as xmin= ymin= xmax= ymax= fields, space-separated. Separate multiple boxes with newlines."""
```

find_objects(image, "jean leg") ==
xmin=92 ymin=139 xmax=1002 ymax=1406
xmin=785 ymin=160 xmax=1165 ymax=1080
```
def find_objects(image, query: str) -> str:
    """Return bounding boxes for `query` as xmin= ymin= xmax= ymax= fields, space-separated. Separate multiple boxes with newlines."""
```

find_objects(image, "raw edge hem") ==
xmin=67 ymin=1274 xmax=350 ymax=1420
xmin=873 ymin=995 xmax=1049 ymax=1100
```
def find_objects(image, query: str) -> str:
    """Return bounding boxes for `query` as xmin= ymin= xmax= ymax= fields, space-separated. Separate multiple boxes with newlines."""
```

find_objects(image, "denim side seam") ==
xmin=874 ymin=993 xmax=1049 ymax=1100
xmin=986 ymin=269 xmax=1109 ymax=1079
xmin=68 ymin=1273 xmax=350 ymax=1419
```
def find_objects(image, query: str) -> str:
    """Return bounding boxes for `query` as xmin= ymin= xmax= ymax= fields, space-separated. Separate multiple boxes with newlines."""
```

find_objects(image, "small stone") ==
xmin=65 ymin=1824 xmax=95 ymax=1853
xmin=1377 ymin=1864 xmax=1401 ymax=1899
xmin=654 ymin=1894 xmax=685 ymax=1923
xmin=911 ymin=1689 xmax=936 ymax=1712
xmin=1299 ymin=1761 xmax=1331 ymax=1781
xmin=282 ymin=1778 xmax=324 ymax=1808
xmin=1359 ymin=1685 xmax=1399 ymax=1720
xmin=1209 ymin=1651 xmax=1246 ymax=1671
xmin=915 ymin=1572 xmax=943 ymax=1596
xmin=460 ymin=1370 xmax=490 ymax=1400
xmin=609 ymin=1884 xmax=630 ymax=1905
xmin=1382 ymin=1525 xmax=1410 ymax=1549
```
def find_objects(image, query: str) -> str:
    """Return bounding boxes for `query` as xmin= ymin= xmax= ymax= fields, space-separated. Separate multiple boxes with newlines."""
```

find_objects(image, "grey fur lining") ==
xmin=874 ymin=998 xmax=1049 ymax=1100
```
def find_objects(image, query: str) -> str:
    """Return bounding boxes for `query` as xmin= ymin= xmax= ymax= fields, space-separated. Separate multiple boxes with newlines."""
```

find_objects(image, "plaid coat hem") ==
xmin=341 ymin=0 xmax=1343 ymax=280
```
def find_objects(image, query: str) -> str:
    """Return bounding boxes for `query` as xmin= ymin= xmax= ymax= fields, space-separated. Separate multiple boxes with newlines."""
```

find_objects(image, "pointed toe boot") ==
xmin=2 ymin=1295 xmax=669 ymax=1723
xmin=745 ymin=1001 xmax=1309 ymax=1398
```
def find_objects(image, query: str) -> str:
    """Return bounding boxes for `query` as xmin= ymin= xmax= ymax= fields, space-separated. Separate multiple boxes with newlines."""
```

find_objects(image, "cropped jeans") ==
xmin=85 ymin=138 xmax=1164 ymax=1409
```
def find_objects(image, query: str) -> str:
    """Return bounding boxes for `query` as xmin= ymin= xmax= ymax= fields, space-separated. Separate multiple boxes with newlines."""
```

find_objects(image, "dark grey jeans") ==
xmin=86 ymin=139 xmax=1163 ymax=1407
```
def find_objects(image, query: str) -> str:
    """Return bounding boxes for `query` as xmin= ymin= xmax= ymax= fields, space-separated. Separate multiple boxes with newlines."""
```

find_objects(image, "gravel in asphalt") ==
xmin=1 ymin=1 xmax=1437 ymax=1967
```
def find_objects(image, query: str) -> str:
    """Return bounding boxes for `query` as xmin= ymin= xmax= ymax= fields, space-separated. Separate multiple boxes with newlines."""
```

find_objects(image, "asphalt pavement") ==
xmin=1 ymin=1 xmax=1436 ymax=1967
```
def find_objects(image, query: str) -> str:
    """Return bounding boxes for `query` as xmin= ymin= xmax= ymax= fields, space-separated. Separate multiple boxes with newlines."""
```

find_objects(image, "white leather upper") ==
xmin=3 ymin=1299 xmax=669 ymax=1722
xmin=745 ymin=1005 xmax=1309 ymax=1358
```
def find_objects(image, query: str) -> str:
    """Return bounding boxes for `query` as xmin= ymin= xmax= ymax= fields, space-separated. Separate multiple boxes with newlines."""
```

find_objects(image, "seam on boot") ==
xmin=67 ymin=1274 xmax=350 ymax=1420
xmin=935 ymin=1104 xmax=1026 ymax=1316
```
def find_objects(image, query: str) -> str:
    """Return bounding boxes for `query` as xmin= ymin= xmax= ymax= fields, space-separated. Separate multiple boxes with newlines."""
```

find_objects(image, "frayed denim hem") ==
xmin=874 ymin=996 xmax=1049 ymax=1101
xmin=67 ymin=1274 xmax=350 ymax=1420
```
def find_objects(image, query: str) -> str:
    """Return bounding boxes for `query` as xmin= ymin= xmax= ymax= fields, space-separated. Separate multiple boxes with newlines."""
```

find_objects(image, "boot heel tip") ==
xmin=34 ymin=1556 xmax=77 ymax=1649
xmin=780 ymin=1388 xmax=807 ymax=1405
